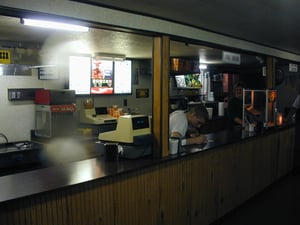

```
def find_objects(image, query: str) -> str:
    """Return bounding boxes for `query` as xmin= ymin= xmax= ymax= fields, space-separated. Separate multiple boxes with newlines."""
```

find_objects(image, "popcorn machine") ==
xmin=34 ymin=89 xmax=77 ymax=138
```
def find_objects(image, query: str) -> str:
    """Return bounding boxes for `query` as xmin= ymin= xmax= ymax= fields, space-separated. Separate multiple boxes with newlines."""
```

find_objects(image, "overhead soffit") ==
xmin=0 ymin=4 xmax=286 ymax=65
xmin=72 ymin=0 xmax=300 ymax=56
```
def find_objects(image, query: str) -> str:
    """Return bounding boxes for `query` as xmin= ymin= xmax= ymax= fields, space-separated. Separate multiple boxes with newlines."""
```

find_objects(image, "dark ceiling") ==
xmin=74 ymin=0 xmax=300 ymax=56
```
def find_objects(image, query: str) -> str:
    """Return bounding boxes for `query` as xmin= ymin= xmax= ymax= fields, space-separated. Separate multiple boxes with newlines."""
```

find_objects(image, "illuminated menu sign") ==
xmin=114 ymin=60 xmax=132 ymax=94
xmin=91 ymin=59 xmax=113 ymax=95
xmin=69 ymin=56 xmax=132 ymax=95
xmin=69 ymin=55 xmax=91 ymax=95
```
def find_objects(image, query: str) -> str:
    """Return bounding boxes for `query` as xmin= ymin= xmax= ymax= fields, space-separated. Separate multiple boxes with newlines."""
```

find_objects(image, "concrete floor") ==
xmin=211 ymin=169 xmax=300 ymax=225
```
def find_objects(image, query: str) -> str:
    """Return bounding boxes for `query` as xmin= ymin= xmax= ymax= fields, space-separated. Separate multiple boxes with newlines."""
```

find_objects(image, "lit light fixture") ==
xmin=199 ymin=64 xmax=207 ymax=70
xmin=21 ymin=18 xmax=89 ymax=32
xmin=93 ymin=53 xmax=126 ymax=61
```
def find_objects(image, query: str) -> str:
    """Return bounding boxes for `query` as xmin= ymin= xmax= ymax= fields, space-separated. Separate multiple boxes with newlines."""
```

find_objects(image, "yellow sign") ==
xmin=0 ymin=50 xmax=10 ymax=64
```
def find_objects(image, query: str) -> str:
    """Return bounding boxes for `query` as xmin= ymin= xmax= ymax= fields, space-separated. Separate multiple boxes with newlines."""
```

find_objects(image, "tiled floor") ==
xmin=211 ymin=169 xmax=300 ymax=225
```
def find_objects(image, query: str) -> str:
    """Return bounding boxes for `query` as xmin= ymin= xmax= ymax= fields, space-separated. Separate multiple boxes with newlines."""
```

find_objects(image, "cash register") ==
xmin=98 ymin=115 xmax=153 ymax=159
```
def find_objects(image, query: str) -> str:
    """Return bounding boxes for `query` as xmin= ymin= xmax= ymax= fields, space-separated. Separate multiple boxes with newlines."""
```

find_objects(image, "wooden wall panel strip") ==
xmin=113 ymin=166 xmax=160 ymax=225
xmin=190 ymin=151 xmax=217 ymax=225
xmin=235 ymin=140 xmax=254 ymax=203
xmin=159 ymin=160 xmax=190 ymax=225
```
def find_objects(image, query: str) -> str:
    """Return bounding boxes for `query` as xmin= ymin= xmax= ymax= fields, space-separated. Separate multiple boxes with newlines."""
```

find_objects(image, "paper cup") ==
xmin=206 ymin=107 xmax=213 ymax=119
xmin=169 ymin=138 xmax=179 ymax=155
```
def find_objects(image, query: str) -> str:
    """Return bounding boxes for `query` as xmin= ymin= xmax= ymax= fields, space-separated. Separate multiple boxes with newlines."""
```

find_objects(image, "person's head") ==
xmin=234 ymin=81 xmax=244 ymax=99
xmin=187 ymin=104 xmax=209 ymax=129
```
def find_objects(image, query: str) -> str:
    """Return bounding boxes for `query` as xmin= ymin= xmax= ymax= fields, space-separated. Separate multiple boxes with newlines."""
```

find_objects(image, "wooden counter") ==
xmin=0 ymin=124 xmax=295 ymax=225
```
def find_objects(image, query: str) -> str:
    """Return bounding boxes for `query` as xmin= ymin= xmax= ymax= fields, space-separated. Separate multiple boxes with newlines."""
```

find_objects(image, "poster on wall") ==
xmin=0 ymin=50 xmax=10 ymax=64
xmin=136 ymin=88 xmax=149 ymax=98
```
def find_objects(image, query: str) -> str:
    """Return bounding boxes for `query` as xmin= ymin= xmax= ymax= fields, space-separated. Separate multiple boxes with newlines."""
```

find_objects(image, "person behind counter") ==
xmin=169 ymin=104 xmax=209 ymax=145
xmin=285 ymin=94 xmax=300 ymax=121
xmin=228 ymin=81 xmax=244 ymax=128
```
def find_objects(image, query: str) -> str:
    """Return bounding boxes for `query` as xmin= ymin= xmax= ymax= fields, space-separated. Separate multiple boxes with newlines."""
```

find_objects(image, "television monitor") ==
xmin=69 ymin=55 xmax=91 ymax=95
xmin=175 ymin=73 xmax=201 ymax=89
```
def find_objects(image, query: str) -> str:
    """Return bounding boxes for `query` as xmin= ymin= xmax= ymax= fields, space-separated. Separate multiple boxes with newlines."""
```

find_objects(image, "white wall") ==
xmin=0 ymin=62 xmax=152 ymax=142
xmin=0 ymin=70 xmax=65 ymax=142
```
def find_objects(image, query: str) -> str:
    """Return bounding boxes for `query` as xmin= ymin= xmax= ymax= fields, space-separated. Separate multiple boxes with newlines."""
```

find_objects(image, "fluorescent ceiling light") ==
xmin=21 ymin=18 xmax=89 ymax=32
xmin=199 ymin=64 xmax=207 ymax=70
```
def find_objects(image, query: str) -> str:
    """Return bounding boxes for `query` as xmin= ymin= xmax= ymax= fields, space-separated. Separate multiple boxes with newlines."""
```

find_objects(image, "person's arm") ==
xmin=285 ymin=107 xmax=296 ymax=122
xmin=170 ymin=131 xmax=182 ymax=138
xmin=170 ymin=131 xmax=207 ymax=145
xmin=185 ymin=135 xmax=207 ymax=145
xmin=233 ymin=117 xmax=243 ymax=125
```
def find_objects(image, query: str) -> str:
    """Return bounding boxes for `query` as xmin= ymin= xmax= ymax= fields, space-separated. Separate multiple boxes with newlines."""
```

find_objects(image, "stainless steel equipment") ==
xmin=35 ymin=89 xmax=77 ymax=138
xmin=242 ymin=89 xmax=277 ymax=129
xmin=35 ymin=104 xmax=77 ymax=137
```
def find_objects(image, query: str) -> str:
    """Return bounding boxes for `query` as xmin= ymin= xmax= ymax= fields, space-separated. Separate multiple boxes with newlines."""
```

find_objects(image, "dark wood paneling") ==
xmin=0 ymin=127 xmax=295 ymax=225
xmin=266 ymin=56 xmax=276 ymax=89
xmin=159 ymin=160 xmax=190 ymax=225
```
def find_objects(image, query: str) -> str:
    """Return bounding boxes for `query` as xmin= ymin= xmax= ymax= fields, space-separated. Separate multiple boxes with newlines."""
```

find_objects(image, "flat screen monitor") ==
xmin=69 ymin=55 xmax=91 ymax=95
xmin=175 ymin=73 xmax=201 ymax=89
xmin=91 ymin=59 xmax=113 ymax=95
xmin=114 ymin=60 xmax=132 ymax=94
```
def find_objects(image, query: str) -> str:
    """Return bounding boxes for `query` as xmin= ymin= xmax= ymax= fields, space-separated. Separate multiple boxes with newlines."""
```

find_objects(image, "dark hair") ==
xmin=234 ymin=81 xmax=245 ymax=90
xmin=189 ymin=104 xmax=209 ymax=122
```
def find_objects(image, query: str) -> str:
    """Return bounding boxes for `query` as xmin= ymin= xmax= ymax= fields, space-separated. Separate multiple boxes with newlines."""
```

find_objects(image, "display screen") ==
xmin=68 ymin=56 xmax=132 ymax=95
xmin=132 ymin=116 xmax=149 ymax=130
xmin=91 ymin=59 xmax=113 ymax=95
xmin=69 ymin=55 xmax=91 ymax=95
xmin=175 ymin=73 xmax=202 ymax=89
xmin=114 ymin=60 xmax=132 ymax=94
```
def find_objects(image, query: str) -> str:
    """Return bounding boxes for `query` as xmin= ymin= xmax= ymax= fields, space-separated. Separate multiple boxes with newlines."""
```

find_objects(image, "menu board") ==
xmin=69 ymin=55 xmax=91 ymax=95
xmin=69 ymin=55 xmax=132 ymax=95
xmin=91 ymin=59 xmax=113 ymax=94
xmin=114 ymin=60 xmax=132 ymax=94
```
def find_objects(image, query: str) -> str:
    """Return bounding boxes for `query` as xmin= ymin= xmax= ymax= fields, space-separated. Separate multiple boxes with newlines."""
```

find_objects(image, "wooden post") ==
xmin=266 ymin=57 xmax=276 ymax=89
xmin=152 ymin=36 xmax=170 ymax=157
